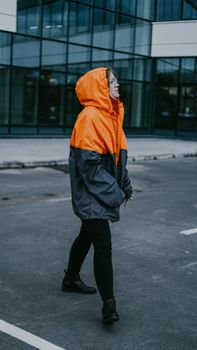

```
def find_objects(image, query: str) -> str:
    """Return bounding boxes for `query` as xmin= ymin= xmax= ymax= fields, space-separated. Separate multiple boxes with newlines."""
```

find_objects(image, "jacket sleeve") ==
xmin=122 ymin=166 xmax=133 ymax=199
xmin=120 ymin=131 xmax=133 ymax=198
xmin=75 ymin=148 xmax=126 ymax=208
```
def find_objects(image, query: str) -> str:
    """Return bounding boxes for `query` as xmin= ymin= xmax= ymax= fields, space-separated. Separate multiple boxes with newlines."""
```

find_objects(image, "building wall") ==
xmin=0 ymin=0 xmax=197 ymax=137
xmin=0 ymin=0 xmax=154 ymax=136
xmin=0 ymin=0 xmax=17 ymax=32
xmin=151 ymin=20 xmax=197 ymax=57
xmin=152 ymin=0 xmax=197 ymax=136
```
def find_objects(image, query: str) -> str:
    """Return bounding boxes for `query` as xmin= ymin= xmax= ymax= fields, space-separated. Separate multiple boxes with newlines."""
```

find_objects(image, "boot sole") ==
xmin=61 ymin=285 xmax=97 ymax=294
xmin=103 ymin=314 xmax=119 ymax=325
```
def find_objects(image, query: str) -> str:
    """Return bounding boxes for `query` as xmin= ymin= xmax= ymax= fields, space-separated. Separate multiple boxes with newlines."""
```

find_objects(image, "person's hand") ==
xmin=124 ymin=196 xmax=134 ymax=207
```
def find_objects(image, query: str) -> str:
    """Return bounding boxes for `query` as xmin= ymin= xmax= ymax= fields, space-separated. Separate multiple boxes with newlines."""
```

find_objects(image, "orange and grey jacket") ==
xmin=69 ymin=67 xmax=133 ymax=222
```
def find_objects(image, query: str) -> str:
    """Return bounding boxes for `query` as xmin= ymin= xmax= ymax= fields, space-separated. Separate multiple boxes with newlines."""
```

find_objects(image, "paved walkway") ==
xmin=0 ymin=137 xmax=197 ymax=169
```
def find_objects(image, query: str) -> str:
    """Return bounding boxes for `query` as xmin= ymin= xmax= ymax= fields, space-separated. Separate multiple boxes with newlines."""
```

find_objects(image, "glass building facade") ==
xmin=0 ymin=0 xmax=197 ymax=137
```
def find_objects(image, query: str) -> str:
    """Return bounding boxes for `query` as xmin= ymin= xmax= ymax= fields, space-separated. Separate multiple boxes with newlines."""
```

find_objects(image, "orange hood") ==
xmin=75 ymin=67 xmax=114 ymax=111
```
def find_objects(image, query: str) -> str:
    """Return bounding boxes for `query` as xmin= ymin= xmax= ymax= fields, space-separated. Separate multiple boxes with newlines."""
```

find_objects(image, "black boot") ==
xmin=61 ymin=270 xmax=97 ymax=294
xmin=102 ymin=298 xmax=119 ymax=325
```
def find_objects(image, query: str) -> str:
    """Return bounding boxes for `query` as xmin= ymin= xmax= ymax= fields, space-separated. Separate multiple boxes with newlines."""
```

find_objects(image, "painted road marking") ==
xmin=180 ymin=228 xmax=197 ymax=235
xmin=0 ymin=320 xmax=66 ymax=350
xmin=46 ymin=197 xmax=71 ymax=203
xmin=181 ymin=261 xmax=197 ymax=269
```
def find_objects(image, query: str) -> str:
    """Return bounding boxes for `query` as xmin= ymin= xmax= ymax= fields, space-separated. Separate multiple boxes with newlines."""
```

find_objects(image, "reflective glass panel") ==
xmin=178 ymin=86 xmax=197 ymax=130
xmin=115 ymin=14 xmax=135 ymax=53
xmin=155 ymin=86 xmax=178 ymax=129
xmin=93 ymin=0 xmax=115 ymax=10
xmin=133 ymin=58 xmax=145 ymax=81
xmin=40 ymin=71 xmax=65 ymax=126
xmin=0 ymin=67 xmax=10 ymax=125
xmin=42 ymin=40 xmax=67 ymax=72
xmin=12 ymin=35 xmax=40 ymax=68
xmin=77 ymin=0 xmax=91 ymax=4
xmin=69 ymin=3 xmax=92 ymax=45
xmin=120 ymin=81 xmax=132 ymax=128
xmin=156 ymin=59 xmax=179 ymax=83
xmin=181 ymin=58 xmax=197 ymax=83
xmin=113 ymin=52 xmax=133 ymax=80
xmin=68 ymin=44 xmax=91 ymax=74
xmin=65 ymin=74 xmax=81 ymax=129
xmin=11 ymin=68 xmax=39 ymax=125
xmin=0 ymin=32 xmax=11 ymax=65
xmin=43 ymin=0 xmax=68 ymax=40
xmin=136 ymin=0 xmax=155 ymax=20
xmin=117 ymin=0 xmax=136 ymax=16
xmin=183 ymin=0 xmax=197 ymax=19
xmin=93 ymin=9 xmax=114 ymax=49
xmin=131 ymin=82 xmax=149 ymax=127
xmin=156 ymin=0 xmax=181 ymax=20
xmin=134 ymin=19 xmax=151 ymax=56
xmin=144 ymin=58 xmax=152 ymax=82
xmin=17 ymin=5 xmax=41 ymax=36
xmin=92 ymin=49 xmax=113 ymax=69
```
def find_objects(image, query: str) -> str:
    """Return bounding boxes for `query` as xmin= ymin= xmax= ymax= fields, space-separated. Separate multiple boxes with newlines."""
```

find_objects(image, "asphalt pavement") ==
xmin=0 ymin=157 xmax=197 ymax=349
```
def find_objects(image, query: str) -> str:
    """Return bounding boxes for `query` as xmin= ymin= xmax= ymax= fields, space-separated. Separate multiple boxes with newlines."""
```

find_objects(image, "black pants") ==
xmin=67 ymin=219 xmax=113 ymax=301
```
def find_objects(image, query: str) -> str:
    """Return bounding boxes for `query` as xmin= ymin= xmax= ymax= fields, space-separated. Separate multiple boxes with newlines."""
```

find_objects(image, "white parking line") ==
xmin=46 ymin=197 xmax=71 ymax=203
xmin=180 ymin=228 xmax=197 ymax=235
xmin=0 ymin=320 xmax=66 ymax=350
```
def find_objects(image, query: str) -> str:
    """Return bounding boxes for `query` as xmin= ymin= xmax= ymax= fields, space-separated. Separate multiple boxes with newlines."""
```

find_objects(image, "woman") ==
xmin=62 ymin=67 xmax=133 ymax=325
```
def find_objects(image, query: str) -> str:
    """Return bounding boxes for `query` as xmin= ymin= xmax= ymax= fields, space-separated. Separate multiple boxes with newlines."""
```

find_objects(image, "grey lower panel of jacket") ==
xmin=69 ymin=147 xmax=132 ymax=222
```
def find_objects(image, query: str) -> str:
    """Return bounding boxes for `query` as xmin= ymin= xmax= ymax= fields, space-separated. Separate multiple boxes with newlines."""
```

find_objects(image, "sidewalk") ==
xmin=0 ymin=137 xmax=197 ymax=169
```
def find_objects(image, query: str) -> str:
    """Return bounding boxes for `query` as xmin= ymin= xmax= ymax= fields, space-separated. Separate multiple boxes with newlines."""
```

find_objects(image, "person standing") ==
xmin=61 ymin=67 xmax=133 ymax=325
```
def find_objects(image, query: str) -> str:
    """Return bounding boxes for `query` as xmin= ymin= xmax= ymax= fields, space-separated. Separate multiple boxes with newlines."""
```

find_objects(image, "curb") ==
xmin=0 ymin=153 xmax=197 ymax=170
xmin=127 ymin=152 xmax=197 ymax=163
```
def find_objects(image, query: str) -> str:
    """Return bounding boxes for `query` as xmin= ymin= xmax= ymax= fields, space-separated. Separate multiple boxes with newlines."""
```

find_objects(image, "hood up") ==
xmin=75 ymin=67 xmax=113 ymax=111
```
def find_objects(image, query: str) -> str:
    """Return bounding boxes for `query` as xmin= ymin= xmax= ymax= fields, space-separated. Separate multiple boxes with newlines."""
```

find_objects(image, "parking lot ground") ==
xmin=0 ymin=158 xmax=197 ymax=350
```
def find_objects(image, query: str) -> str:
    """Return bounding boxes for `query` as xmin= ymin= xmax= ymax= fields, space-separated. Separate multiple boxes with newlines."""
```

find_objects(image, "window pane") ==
xmin=40 ymin=71 xmax=65 ymax=126
xmin=183 ymin=0 xmax=197 ymax=19
xmin=11 ymin=68 xmax=39 ymax=125
xmin=42 ymin=40 xmax=67 ymax=72
xmin=0 ymin=32 xmax=11 ymax=65
xmin=92 ymin=49 xmax=113 ymax=69
xmin=77 ymin=0 xmax=91 ymax=4
xmin=156 ymin=59 xmax=179 ymax=83
xmin=156 ymin=0 xmax=181 ymax=21
xmin=155 ymin=86 xmax=178 ymax=129
xmin=13 ymin=35 xmax=40 ymax=68
xmin=131 ymin=82 xmax=150 ymax=127
xmin=65 ymin=74 xmax=81 ymax=129
xmin=43 ymin=0 xmax=68 ymax=40
xmin=115 ymin=14 xmax=135 ymax=52
xmin=133 ymin=58 xmax=145 ymax=81
xmin=178 ymin=86 xmax=197 ymax=130
xmin=144 ymin=58 xmax=152 ymax=82
xmin=181 ymin=58 xmax=197 ymax=83
xmin=113 ymin=52 xmax=133 ymax=80
xmin=69 ymin=3 xmax=92 ymax=45
xmin=93 ymin=9 xmax=114 ymax=49
xmin=17 ymin=5 xmax=41 ymax=36
xmin=93 ymin=0 xmax=115 ymax=10
xmin=137 ymin=0 xmax=155 ymax=20
xmin=120 ymin=82 xmax=132 ymax=128
xmin=0 ymin=67 xmax=10 ymax=125
xmin=68 ymin=45 xmax=91 ymax=74
xmin=117 ymin=0 xmax=136 ymax=16
xmin=134 ymin=19 xmax=151 ymax=56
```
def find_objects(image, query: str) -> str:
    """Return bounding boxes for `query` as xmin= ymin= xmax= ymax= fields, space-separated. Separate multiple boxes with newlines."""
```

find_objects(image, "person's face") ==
xmin=109 ymin=72 xmax=119 ymax=100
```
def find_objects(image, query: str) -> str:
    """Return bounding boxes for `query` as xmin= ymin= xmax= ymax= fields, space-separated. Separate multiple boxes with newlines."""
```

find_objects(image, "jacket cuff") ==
xmin=124 ymin=186 xmax=133 ymax=199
